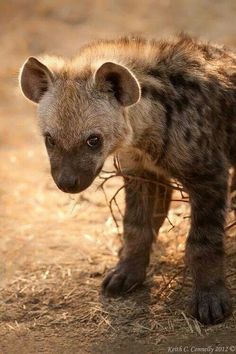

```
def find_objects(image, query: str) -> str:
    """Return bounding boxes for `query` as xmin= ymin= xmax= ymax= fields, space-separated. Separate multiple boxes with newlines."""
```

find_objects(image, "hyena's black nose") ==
xmin=57 ymin=174 xmax=79 ymax=193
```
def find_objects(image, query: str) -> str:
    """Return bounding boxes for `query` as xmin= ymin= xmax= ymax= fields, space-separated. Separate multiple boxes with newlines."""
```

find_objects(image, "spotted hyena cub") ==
xmin=19 ymin=34 xmax=236 ymax=324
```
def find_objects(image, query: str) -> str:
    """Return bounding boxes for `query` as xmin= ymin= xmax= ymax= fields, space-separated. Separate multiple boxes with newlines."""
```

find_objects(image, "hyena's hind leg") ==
xmin=102 ymin=171 xmax=172 ymax=296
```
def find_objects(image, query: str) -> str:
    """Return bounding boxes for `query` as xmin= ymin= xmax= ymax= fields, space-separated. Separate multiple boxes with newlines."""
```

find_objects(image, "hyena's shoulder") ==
xmin=137 ymin=33 xmax=236 ymax=110
xmin=77 ymin=33 xmax=235 ymax=66
xmin=124 ymin=35 xmax=236 ymax=172
xmin=37 ymin=34 xmax=236 ymax=85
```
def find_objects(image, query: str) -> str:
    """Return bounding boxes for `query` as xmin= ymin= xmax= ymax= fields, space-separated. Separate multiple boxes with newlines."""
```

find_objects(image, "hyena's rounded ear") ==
xmin=95 ymin=62 xmax=141 ymax=107
xmin=19 ymin=57 xmax=54 ymax=104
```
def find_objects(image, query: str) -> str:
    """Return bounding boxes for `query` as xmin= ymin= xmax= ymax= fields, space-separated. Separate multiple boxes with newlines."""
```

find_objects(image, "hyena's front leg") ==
xmin=152 ymin=174 xmax=173 ymax=234
xmin=183 ymin=172 xmax=232 ymax=324
xmin=230 ymin=166 xmax=236 ymax=212
xmin=102 ymin=171 xmax=172 ymax=296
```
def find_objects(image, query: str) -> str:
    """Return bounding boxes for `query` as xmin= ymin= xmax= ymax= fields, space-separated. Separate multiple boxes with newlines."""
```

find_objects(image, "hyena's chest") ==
xmin=117 ymin=148 xmax=167 ymax=178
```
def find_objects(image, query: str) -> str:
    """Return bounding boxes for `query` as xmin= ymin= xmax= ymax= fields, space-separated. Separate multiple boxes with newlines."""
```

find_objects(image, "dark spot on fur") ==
xmin=182 ymin=95 xmax=190 ymax=106
xmin=184 ymin=128 xmax=192 ymax=142
xmin=165 ymin=103 xmax=173 ymax=125
xmin=194 ymin=156 xmax=200 ymax=165
xmin=147 ymin=68 xmax=162 ymax=78
xmin=174 ymin=95 xmax=189 ymax=114
xmin=141 ymin=84 xmax=169 ymax=108
xmin=216 ymin=118 xmax=222 ymax=131
xmin=196 ymin=117 xmax=203 ymax=128
xmin=169 ymin=73 xmax=185 ymax=87
xmin=188 ymin=80 xmax=201 ymax=91
xmin=197 ymin=135 xmax=204 ymax=146
xmin=150 ymin=87 xmax=167 ymax=106
xmin=226 ymin=124 xmax=233 ymax=136
xmin=141 ymin=85 xmax=149 ymax=98
xmin=157 ymin=103 xmax=173 ymax=162
xmin=174 ymin=99 xmax=183 ymax=113
xmin=169 ymin=73 xmax=201 ymax=92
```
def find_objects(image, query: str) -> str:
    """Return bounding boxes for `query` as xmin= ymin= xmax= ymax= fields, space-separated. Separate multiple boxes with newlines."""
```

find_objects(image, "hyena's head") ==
xmin=19 ymin=57 xmax=140 ymax=193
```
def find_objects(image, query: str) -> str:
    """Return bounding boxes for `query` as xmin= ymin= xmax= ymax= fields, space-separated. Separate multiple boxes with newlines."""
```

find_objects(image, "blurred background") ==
xmin=1 ymin=0 xmax=236 ymax=90
xmin=0 ymin=1 xmax=236 ymax=353
xmin=1 ymin=0 xmax=236 ymax=147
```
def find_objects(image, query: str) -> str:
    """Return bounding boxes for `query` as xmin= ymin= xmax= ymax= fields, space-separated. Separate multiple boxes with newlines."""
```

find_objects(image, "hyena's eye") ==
xmin=86 ymin=134 xmax=102 ymax=149
xmin=45 ymin=134 xmax=56 ymax=148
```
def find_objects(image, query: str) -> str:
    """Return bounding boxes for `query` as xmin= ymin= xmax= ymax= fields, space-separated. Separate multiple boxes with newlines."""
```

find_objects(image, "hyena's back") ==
xmin=125 ymin=35 xmax=236 ymax=167
xmin=78 ymin=35 xmax=236 ymax=162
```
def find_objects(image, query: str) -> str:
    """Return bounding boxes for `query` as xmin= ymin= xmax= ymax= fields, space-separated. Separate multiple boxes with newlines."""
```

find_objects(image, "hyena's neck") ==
xmin=125 ymin=97 xmax=167 ymax=165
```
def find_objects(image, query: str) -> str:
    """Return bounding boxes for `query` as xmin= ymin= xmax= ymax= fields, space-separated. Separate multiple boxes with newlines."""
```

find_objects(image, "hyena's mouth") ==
xmin=55 ymin=164 xmax=104 ymax=194
xmin=53 ymin=172 xmax=89 ymax=194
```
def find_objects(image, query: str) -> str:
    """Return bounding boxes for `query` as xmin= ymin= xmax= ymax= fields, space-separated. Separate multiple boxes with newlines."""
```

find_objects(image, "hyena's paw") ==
xmin=102 ymin=260 xmax=146 ymax=297
xmin=190 ymin=283 xmax=232 ymax=325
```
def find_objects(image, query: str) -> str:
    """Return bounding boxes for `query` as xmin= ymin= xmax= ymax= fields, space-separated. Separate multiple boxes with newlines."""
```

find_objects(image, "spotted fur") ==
xmin=20 ymin=34 xmax=236 ymax=324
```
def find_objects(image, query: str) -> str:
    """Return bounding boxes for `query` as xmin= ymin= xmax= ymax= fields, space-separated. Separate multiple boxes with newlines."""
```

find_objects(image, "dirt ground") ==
xmin=1 ymin=1 xmax=236 ymax=353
